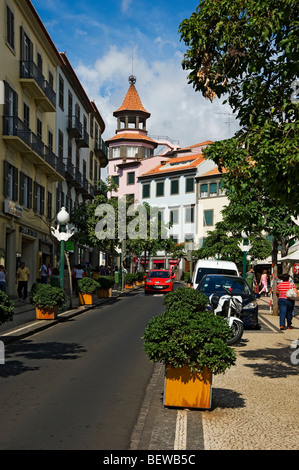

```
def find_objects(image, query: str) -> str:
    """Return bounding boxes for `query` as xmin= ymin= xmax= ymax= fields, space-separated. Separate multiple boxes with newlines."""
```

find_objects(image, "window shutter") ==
xmin=28 ymin=177 xmax=32 ymax=209
xmin=13 ymin=167 xmax=18 ymax=201
xmin=3 ymin=161 xmax=9 ymax=197
xmin=19 ymin=172 xmax=24 ymax=204
xmin=40 ymin=187 xmax=45 ymax=215
xmin=33 ymin=182 xmax=38 ymax=211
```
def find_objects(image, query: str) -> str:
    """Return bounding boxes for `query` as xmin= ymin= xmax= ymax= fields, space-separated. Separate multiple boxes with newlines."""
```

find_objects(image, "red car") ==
xmin=144 ymin=269 xmax=176 ymax=294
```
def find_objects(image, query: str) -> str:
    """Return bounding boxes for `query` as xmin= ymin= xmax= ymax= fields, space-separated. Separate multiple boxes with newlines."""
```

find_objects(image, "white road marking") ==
xmin=174 ymin=410 xmax=188 ymax=450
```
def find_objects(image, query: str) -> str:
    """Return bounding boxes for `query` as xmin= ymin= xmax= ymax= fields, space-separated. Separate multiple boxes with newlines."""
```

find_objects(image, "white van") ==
xmin=191 ymin=260 xmax=239 ymax=290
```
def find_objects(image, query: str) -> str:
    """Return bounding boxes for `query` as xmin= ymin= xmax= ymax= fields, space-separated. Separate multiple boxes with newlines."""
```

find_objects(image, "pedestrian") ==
xmin=246 ymin=267 xmax=256 ymax=291
xmin=47 ymin=263 xmax=52 ymax=281
xmin=0 ymin=265 xmax=8 ymax=293
xmin=40 ymin=262 xmax=48 ymax=283
xmin=259 ymin=270 xmax=269 ymax=296
xmin=74 ymin=264 xmax=84 ymax=295
xmin=276 ymin=273 xmax=299 ymax=330
xmin=16 ymin=261 xmax=30 ymax=301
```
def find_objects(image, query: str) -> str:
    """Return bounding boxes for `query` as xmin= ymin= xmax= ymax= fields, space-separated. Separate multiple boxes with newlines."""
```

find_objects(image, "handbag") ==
xmin=286 ymin=288 xmax=298 ymax=300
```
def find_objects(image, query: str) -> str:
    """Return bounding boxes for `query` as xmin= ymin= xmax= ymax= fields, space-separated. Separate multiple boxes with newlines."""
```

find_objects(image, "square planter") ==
xmin=79 ymin=292 xmax=93 ymax=305
xmin=36 ymin=306 xmax=58 ymax=320
xmin=98 ymin=287 xmax=112 ymax=298
xmin=164 ymin=365 xmax=212 ymax=409
xmin=125 ymin=283 xmax=133 ymax=289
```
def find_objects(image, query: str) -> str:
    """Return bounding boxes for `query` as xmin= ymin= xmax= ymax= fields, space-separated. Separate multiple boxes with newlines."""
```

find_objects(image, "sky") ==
xmin=32 ymin=0 xmax=239 ymax=149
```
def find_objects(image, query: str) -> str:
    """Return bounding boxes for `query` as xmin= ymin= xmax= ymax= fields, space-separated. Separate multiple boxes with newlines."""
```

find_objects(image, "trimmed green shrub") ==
xmin=77 ymin=277 xmax=99 ymax=294
xmin=98 ymin=276 xmax=115 ymax=289
xmin=0 ymin=290 xmax=14 ymax=325
xmin=163 ymin=286 xmax=209 ymax=313
xmin=32 ymin=284 xmax=67 ymax=309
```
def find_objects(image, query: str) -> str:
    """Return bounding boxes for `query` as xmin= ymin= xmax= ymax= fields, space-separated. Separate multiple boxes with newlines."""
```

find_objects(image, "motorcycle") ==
xmin=209 ymin=286 xmax=244 ymax=345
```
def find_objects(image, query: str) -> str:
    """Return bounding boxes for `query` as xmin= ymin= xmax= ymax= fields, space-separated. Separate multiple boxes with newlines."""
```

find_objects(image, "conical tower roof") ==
xmin=113 ymin=76 xmax=150 ymax=117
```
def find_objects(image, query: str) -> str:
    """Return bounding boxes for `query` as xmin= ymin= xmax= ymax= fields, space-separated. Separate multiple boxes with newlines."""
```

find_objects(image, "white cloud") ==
xmin=76 ymin=46 xmax=239 ymax=148
xmin=121 ymin=0 xmax=133 ymax=13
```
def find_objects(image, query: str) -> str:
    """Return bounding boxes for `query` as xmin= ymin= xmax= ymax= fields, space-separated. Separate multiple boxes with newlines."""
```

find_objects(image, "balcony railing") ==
xmin=67 ymin=115 xmax=82 ymax=139
xmin=3 ymin=116 xmax=64 ymax=180
xmin=95 ymin=137 xmax=108 ymax=166
xmin=20 ymin=61 xmax=56 ymax=111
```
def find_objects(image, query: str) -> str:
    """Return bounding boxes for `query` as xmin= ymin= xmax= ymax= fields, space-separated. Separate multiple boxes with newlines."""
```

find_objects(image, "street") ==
xmin=0 ymin=292 xmax=164 ymax=450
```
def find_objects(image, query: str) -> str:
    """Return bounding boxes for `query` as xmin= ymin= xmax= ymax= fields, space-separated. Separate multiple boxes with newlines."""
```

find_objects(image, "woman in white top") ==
xmin=0 ymin=265 xmax=8 ymax=293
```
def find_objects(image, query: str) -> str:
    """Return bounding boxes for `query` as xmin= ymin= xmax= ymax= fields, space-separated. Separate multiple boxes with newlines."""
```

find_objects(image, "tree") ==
xmin=179 ymin=0 xmax=299 ymax=211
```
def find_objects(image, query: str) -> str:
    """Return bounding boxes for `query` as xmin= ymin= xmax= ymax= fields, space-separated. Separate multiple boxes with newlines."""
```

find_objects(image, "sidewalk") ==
xmin=131 ymin=295 xmax=299 ymax=451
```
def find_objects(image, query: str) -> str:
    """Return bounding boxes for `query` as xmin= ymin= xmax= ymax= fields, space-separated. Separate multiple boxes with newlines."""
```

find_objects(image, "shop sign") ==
xmin=4 ymin=199 xmax=23 ymax=218
xmin=20 ymin=227 xmax=37 ymax=238
xmin=65 ymin=241 xmax=74 ymax=252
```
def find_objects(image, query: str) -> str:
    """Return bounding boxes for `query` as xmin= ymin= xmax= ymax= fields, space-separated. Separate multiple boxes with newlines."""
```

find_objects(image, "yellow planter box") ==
xmin=98 ymin=288 xmax=112 ymax=298
xmin=125 ymin=283 xmax=133 ymax=289
xmin=36 ymin=306 xmax=58 ymax=320
xmin=164 ymin=365 xmax=212 ymax=409
xmin=79 ymin=292 xmax=93 ymax=305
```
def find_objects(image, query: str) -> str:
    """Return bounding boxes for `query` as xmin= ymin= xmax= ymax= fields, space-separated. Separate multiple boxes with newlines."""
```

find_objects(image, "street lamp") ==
xmin=51 ymin=207 xmax=74 ymax=290
xmin=239 ymin=232 xmax=252 ymax=279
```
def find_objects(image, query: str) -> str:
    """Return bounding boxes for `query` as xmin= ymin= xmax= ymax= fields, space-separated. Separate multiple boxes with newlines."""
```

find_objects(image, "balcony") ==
xmin=2 ymin=116 xmax=64 ymax=181
xmin=95 ymin=137 xmax=108 ymax=166
xmin=64 ymin=159 xmax=82 ymax=188
xmin=20 ymin=61 xmax=56 ymax=112
xmin=67 ymin=115 xmax=82 ymax=139
xmin=81 ymin=176 xmax=94 ymax=199
xmin=76 ymin=127 xmax=89 ymax=148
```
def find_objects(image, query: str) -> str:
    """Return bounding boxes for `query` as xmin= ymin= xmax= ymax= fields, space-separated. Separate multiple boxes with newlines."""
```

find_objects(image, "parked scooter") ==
xmin=209 ymin=286 xmax=244 ymax=345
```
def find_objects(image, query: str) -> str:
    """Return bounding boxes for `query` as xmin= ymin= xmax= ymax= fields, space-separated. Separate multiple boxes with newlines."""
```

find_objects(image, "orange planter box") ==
xmin=79 ymin=292 xmax=93 ymax=305
xmin=36 ymin=306 xmax=58 ymax=320
xmin=164 ymin=365 xmax=212 ymax=409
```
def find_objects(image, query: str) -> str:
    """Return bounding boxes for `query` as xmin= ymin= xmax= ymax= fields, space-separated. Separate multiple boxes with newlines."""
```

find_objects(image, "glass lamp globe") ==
xmin=57 ymin=207 xmax=70 ymax=225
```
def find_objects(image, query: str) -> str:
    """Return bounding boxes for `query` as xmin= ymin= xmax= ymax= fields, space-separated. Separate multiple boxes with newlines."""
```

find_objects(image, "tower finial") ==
xmin=129 ymin=48 xmax=136 ymax=85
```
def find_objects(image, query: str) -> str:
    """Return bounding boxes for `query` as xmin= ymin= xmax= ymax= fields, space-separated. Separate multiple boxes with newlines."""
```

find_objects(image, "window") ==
xmin=3 ymin=161 xmax=18 ymax=201
xmin=170 ymin=235 xmax=178 ymax=243
xmin=156 ymin=181 xmax=164 ymax=197
xmin=185 ymin=206 xmax=194 ymax=223
xmin=142 ymin=183 xmax=150 ymax=198
xmin=144 ymin=147 xmax=151 ymax=158
xmin=89 ymin=152 xmax=94 ymax=179
xmin=204 ymin=210 xmax=213 ymax=226
xmin=19 ymin=172 xmax=32 ymax=209
xmin=185 ymin=177 xmax=194 ymax=193
xmin=36 ymin=117 xmax=42 ymax=140
xmin=200 ymin=184 xmax=208 ymax=198
xmin=112 ymin=147 xmax=120 ymax=158
xmin=170 ymin=208 xmax=179 ymax=224
xmin=23 ymin=103 xmax=30 ymax=127
xmin=210 ymin=182 xmax=217 ymax=197
xmin=58 ymin=130 xmax=64 ymax=159
xmin=111 ymin=175 xmax=119 ymax=187
xmin=59 ymin=75 xmax=64 ymax=110
xmin=6 ymin=5 xmax=15 ymax=49
xmin=33 ymin=182 xmax=45 ymax=215
xmin=219 ymin=180 xmax=225 ymax=196
xmin=47 ymin=191 xmax=52 ymax=219
xmin=48 ymin=131 xmax=53 ymax=152
xmin=170 ymin=179 xmax=179 ymax=195
xmin=127 ymin=172 xmax=135 ymax=185
xmin=127 ymin=147 xmax=139 ymax=158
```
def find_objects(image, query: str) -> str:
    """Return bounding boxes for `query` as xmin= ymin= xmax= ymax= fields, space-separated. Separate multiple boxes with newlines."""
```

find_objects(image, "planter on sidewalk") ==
xmin=97 ymin=276 xmax=114 ymax=298
xmin=143 ymin=287 xmax=236 ymax=409
xmin=32 ymin=284 xmax=67 ymax=320
xmin=78 ymin=277 xmax=99 ymax=305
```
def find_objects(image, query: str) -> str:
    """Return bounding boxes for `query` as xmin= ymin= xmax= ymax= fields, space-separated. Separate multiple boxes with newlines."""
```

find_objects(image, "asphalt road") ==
xmin=0 ymin=292 xmax=164 ymax=450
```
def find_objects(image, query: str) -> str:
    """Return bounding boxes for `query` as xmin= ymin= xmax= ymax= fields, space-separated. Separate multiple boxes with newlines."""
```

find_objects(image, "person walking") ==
xmin=276 ymin=273 xmax=299 ymax=330
xmin=74 ymin=264 xmax=84 ymax=296
xmin=16 ymin=261 xmax=30 ymax=301
xmin=246 ymin=267 xmax=256 ymax=290
xmin=259 ymin=270 xmax=269 ymax=296
xmin=0 ymin=265 xmax=8 ymax=293
xmin=40 ymin=262 xmax=48 ymax=283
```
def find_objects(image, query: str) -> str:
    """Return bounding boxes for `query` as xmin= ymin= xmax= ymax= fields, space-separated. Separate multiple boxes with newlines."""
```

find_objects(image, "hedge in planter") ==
xmin=0 ymin=290 xmax=14 ymax=326
xmin=78 ymin=277 xmax=99 ymax=305
xmin=98 ymin=276 xmax=114 ymax=297
xmin=143 ymin=287 xmax=236 ymax=408
xmin=32 ymin=284 xmax=67 ymax=319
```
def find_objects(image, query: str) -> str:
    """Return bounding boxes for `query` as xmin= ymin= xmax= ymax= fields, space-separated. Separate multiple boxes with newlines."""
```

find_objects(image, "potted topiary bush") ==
xmin=143 ymin=287 xmax=236 ymax=409
xmin=77 ymin=277 xmax=99 ymax=305
xmin=33 ymin=284 xmax=67 ymax=320
xmin=98 ymin=275 xmax=115 ymax=298
xmin=124 ymin=273 xmax=136 ymax=289
xmin=0 ymin=290 xmax=14 ymax=326
xmin=135 ymin=272 xmax=145 ymax=286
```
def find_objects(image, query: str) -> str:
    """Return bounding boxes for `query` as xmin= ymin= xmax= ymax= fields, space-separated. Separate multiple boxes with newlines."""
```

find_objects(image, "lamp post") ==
xmin=51 ymin=207 xmax=74 ymax=290
xmin=239 ymin=232 xmax=252 ymax=279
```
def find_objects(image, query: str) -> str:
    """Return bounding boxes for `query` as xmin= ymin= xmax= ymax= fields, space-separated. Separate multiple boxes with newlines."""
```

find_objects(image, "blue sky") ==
xmin=32 ymin=0 xmax=239 ymax=147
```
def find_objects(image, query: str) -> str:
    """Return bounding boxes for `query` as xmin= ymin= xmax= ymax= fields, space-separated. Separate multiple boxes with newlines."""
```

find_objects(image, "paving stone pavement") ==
xmin=132 ymin=297 xmax=299 ymax=451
